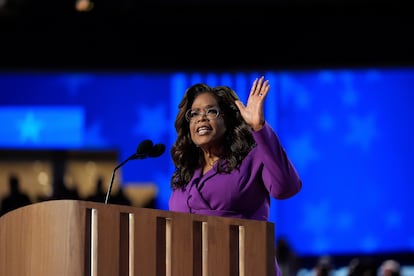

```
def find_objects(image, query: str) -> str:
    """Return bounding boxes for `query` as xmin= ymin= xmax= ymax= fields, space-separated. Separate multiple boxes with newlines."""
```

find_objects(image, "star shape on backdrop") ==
xmin=340 ymin=71 xmax=359 ymax=108
xmin=342 ymin=88 xmax=359 ymax=107
xmin=335 ymin=211 xmax=355 ymax=231
xmin=84 ymin=121 xmax=108 ymax=147
xmin=312 ymin=237 xmax=331 ymax=254
xmin=365 ymin=70 xmax=382 ymax=82
xmin=318 ymin=112 xmax=334 ymax=132
xmin=295 ymin=90 xmax=311 ymax=110
xmin=58 ymin=74 xmax=94 ymax=97
xmin=286 ymin=134 xmax=319 ymax=172
xmin=280 ymin=74 xmax=310 ymax=110
xmin=301 ymin=200 xmax=331 ymax=234
xmin=318 ymin=70 xmax=335 ymax=84
xmin=133 ymin=104 xmax=168 ymax=142
xmin=360 ymin=234 xmax=379 ymax=252
xmin=384 ymin=210 xmax=402 ymax=230
xmin=18 ymin=112 xmax=44 ymax=143
xmin=345 ymin=113 xmax=377 ymax=152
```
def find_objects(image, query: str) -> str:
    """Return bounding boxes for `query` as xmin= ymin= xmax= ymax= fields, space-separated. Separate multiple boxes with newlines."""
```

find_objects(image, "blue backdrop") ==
xmin=1 ymin=68 xmax=413 ymax=256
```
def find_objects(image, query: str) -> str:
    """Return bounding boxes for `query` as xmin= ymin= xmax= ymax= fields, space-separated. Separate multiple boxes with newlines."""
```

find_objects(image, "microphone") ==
xmin=104 ymin=139 xmax=165 ymax=204
xmin=130 ymin=139 xmax=154 ymax=160
xmin=148 ymin=143 xmax=166 ymax=158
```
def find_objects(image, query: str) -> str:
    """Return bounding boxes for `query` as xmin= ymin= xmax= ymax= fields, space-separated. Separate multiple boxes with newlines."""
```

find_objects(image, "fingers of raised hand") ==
xmin=250 ymin=76 xmax=270 ymax=98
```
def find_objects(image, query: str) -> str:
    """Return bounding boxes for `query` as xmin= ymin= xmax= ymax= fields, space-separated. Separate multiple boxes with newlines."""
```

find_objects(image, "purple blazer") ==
xmin=169 ymin=122 xmax=301 ymax=276
xmin=169 ymin=121 xmax=302 ymax=220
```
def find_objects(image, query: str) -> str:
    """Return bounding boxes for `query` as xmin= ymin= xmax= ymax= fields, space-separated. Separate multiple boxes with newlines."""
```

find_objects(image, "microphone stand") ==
xmin=103 ymin=140 xmax=165 ymax=205
xmin=104 ymin=153 xmax=143 ymax=204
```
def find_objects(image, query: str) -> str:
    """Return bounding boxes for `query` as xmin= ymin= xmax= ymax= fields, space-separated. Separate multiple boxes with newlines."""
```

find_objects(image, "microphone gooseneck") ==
xmin=104 ymin=139 xmax=166 ymax=204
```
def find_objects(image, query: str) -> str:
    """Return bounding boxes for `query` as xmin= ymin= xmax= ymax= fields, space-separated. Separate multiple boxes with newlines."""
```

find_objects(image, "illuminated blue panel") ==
xmin=0 ymin=106 xmax=84 ymax=148
xmin=1 ymin=69 xmax=414 ymax=257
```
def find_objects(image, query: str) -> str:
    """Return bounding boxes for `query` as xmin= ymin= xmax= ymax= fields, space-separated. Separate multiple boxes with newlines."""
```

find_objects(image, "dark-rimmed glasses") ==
xmin=185 ymin=107 xmax=221 ymax=122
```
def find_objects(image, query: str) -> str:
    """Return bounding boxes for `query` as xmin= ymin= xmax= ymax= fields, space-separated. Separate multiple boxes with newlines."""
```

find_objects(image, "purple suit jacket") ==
xmin=169 ymin=121 xmax=302 ymax=220
xmin=168 ymin=122 xmax=302 ymax=276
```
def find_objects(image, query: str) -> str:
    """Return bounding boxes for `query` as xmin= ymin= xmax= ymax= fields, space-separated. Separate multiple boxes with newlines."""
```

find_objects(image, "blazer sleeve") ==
xmin=252 ymin=121 xmax=302 ymax=199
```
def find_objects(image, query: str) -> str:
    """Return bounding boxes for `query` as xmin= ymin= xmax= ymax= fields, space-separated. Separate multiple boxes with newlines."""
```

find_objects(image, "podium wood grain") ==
xmin=0 ymin=200 xmax=275 ymax=276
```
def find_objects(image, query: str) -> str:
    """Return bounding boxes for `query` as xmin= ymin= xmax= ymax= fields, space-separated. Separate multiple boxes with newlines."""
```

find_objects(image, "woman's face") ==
xmin=187 ymin=93 xmax=226 ymax=150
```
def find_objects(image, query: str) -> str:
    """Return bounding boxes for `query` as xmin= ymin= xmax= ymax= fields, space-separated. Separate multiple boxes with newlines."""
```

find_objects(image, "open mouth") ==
xmin=196 ymin=126 xmax=212 ymax=135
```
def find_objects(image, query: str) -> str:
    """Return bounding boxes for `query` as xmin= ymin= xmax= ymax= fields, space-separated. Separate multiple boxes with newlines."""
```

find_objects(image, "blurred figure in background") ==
xmin=275 ymin=236 xmax=299 ymax=276
xmin=313 ymin=255 xmax=334 ymax=276
xmin=86 ymin=176 xmax=107 ymax=203
xmin=0 ymin=174 xmax=32 ymax=216
xmin=110 ymin=186 xmax=132 ymax=206
xmin=378 ymin=259 xmax=401 ymax=276
xmin=86 ymin=176 xmax=131 ymax=206
xmin=48 ymin=179 xmax=80 ymax=201
xmin=347 ymin=257 xmax=377 ymax=276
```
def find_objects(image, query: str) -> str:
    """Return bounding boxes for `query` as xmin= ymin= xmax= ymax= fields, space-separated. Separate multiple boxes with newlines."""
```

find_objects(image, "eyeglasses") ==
xmin=185 ymin=107 xmax=221 ymax=122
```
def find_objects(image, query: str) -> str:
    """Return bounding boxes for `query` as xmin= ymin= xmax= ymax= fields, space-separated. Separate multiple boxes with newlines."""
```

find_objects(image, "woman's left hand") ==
xmin=234 ymin=76 xmax=270 ymax=131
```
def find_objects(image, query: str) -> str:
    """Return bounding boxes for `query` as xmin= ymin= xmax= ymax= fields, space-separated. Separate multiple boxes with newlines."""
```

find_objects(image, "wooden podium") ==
xmin=0 ymin=200 xmax=275 ymax=276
